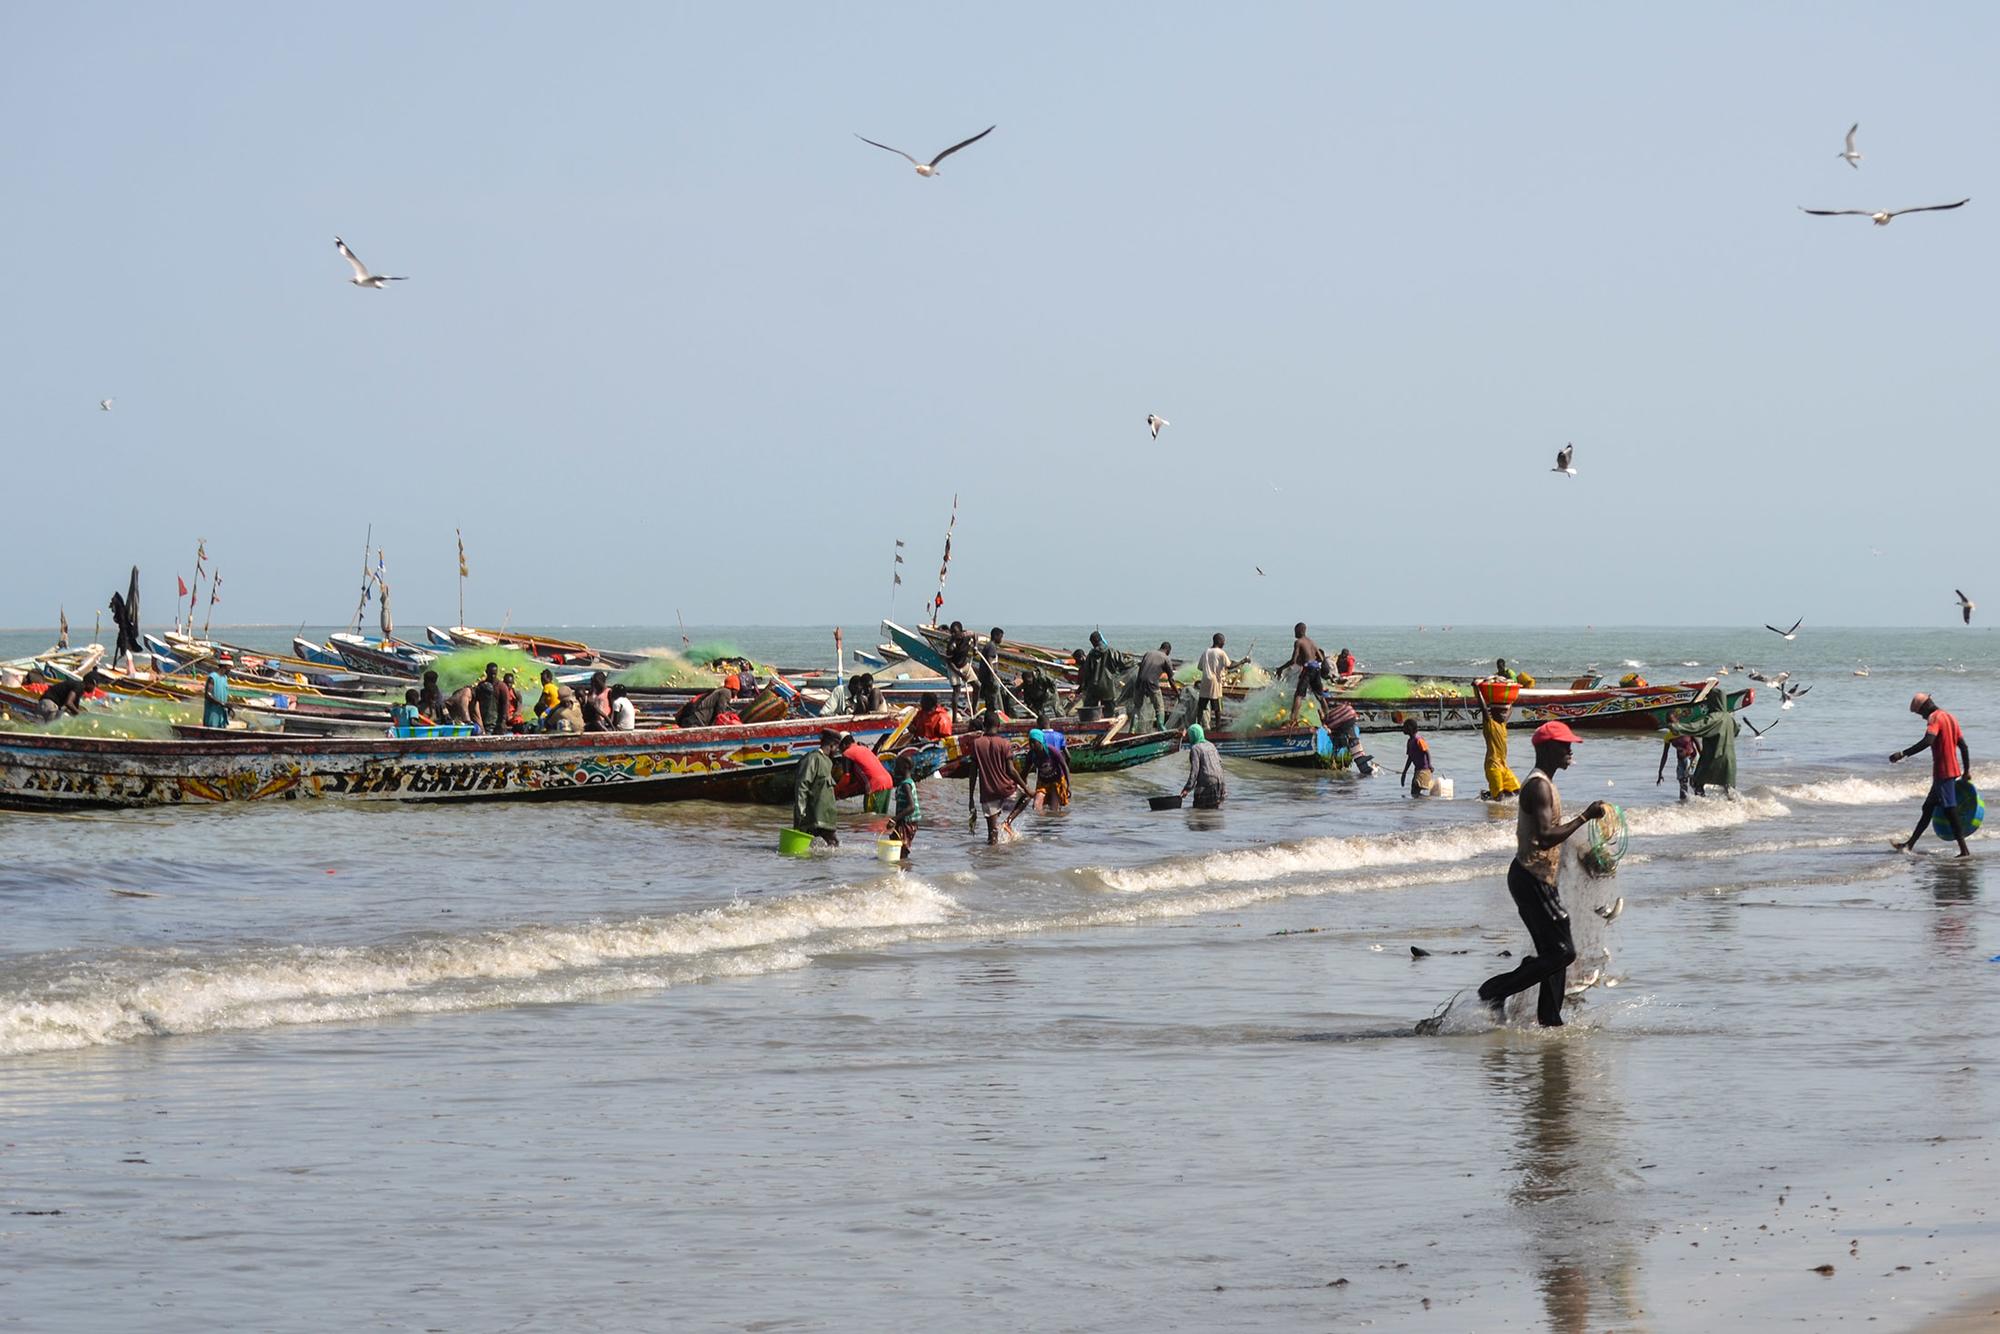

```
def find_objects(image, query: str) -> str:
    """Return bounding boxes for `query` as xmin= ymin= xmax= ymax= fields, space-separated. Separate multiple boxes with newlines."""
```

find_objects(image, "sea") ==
xmin=2 ymin=624 xmax=1995 ymax=1332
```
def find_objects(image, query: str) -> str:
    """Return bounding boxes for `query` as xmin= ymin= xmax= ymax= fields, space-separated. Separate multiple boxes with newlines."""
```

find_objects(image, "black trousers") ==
xmin=1478 ymin=860 xmax=1577 ymax=1026
xmin=1202 ymin=696 xmax=1223 ymax=728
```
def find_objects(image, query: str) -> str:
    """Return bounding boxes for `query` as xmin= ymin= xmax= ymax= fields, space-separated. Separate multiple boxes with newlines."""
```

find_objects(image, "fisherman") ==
xmin=1122 ymin=642 xmax=1175 ymax=733
xmin=1195 ymin=633 xmax=1237 ymax=731
xmin=1891 ymin=693 xmax=1972 ymax=857
xmin=1322 ymin=699 xmax=1376 ymax=776
xmin=1018 ymin=667 xmax=1060 ymax=726
xmin=971 ymin=637 xmax=1004 ymax=717
xmin=580 ymin=670 xmax=614 ymax=732
xmin=792 ymin=728 xmax=843 ymax=848
xmin=840 ymin=733 xmax=895 ymax=815
xmin=888 ymin=752 xmax=922 ymax=857
xmin=500 ymin=670 xmax=525 ymax=731
xmin=391 ymin=689 xmax=422 ymax=731
xmin=534 ymin=668 xmax=559 ymax=726
xmin=1077 ymin=631 xmax=1130 ymax=718
xmin=1657 ymin=730 xmax=1698 ymax=803
xmin=1475 ymin=722 xmax=1610 ymax=1027
xmin=1181 ymin=722 xmax=1227 ymax=808
xmin=1400 ymin=718 xmax=1437 ymax=797
xmin=1335 ymin=647 xmax=1357 ymax=677
xmin=676 ymin=684 xmax=734 ymax=729
xmin=546 ymin=684 xmax=586 ymax=734
xmin=1669 ymin=688 xmax=1740 ymax=799
xmin=1283 ymin=623 xmax=1333 ymax=725
xmin=609 ymin=683 xmax=637 ymax=731
xmin=847 ymin=672 xmax=886 ymax=715
xmin=446 ymin=683 xmax=480 ymax=729
xmin=39 ymin=669 xmax=102 ymax=721
xmin=943 ymin=621 xmax=976 ymax=719
xmin=418 ymin=669 xmax=446 ymax=722
xmin=472 ymin=663 xmax=505 ymax=735
xmin=967 ymin=711 xmax=1025 ymax=845
xmin=1481 ymin=703 xmax=1521 ymax=800
xmin=909 ymin=694 xmax=953 ymax=742
xmin=1022 ymin=728 xmax=1071 ymax=813
xmin=202 ymin=665 xmax=231 ymax=730
xmin=1495 ymin=658 xmax=1518 ymax=683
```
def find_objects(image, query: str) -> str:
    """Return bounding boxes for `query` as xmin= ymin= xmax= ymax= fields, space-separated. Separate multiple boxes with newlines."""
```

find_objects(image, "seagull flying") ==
xmin=1146 ymin=413 xmax=1169 ymax=439
xmin=853 ymin=125 xmax=996 ymax=177
xmin=1552 ymin=443 xmax=1576 ymax=476
xmin=1778 ymin=682 xmax=1812 ymax=709
xmin=98 ymin=398 xmax=113 ymax=411
xmin=1593 ymin=897 xmax=1624 ymax=923
xmin=1838 ymin=123 xmax=1862 ymax=169
xmin=1742 ymin=715 xmax=1780 ymax=740
xmin=1254 ymin=566 xmax=1265 ymax=577
xmin=1799 ymin=198 xmax=1970 ymax=226
xmin=334 ymin=236 xmax=408 ymax=288
xmin=1764 ymin=617 xmax=1803 ymax=641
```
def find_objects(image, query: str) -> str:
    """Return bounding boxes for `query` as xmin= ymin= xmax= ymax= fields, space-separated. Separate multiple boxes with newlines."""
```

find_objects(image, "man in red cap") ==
xmin=1891 ymin=693 xmax=1972 ymax=857
xmin=1476 ymin=721 xmax=1609 ymax=1026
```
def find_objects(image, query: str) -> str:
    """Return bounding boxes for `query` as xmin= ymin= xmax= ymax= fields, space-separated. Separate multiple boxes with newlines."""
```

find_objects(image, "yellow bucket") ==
xmin=875 ymin=838 xmax=904 ymax=863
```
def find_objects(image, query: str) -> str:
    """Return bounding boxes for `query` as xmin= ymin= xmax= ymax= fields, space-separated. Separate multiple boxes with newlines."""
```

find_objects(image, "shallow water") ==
xmin=2 ymin=625 xmax=1994 ymax=1330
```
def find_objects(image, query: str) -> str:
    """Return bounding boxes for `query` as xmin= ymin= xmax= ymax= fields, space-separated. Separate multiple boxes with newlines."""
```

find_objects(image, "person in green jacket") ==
xmin=1670 ymin=689 xmax=1740 ymax=799
xmin=1075 ymin=632 xmax=1130 ymax=716
xmin=792 ymin=728 xmax=843 ymax=846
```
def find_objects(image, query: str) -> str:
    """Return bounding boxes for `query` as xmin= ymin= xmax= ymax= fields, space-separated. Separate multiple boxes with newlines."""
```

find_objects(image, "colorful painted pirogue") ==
xmin=0 ymin=714 xmax=902 ymax=811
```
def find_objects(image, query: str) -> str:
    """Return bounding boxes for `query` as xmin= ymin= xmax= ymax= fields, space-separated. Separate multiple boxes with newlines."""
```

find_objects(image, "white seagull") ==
xmin=1593 ymin=897 xmax=1624 ymax=923
xmin=98 ymin=398 xmax=113 ymax=411
xmin=1764 ymin=617 xmax=1803 ymax=641
xmin=1838 ymin=123 xmax=1862 ymax=169
xmin=334 ymin=236 xmax=408 ymax=288
xmin=1799 ymin=198 xmax=1970 ymax=226
xmin=1956 ymin=589 xmax=1975 ymax=625
xmin=1777 ymin=682 xmax=1812 ymax=709
xmin=853 ymin=125 xmax=996 ymax=177
xmin=1742 ymin=715 xmax=1780 ymax=740
xmin=1146 ymin=413 xmax=1169 ymax=439
xmin=1552 ymin=443 xmax=1576 ymax=476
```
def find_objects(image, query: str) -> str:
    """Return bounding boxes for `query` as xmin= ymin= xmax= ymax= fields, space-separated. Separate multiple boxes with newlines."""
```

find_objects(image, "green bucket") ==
xmin=778 ymin=827 xmax=815 ymax=857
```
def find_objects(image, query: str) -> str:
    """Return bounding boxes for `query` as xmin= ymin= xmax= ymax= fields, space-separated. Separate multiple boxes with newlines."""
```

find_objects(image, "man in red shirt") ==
xmin=840 ymin=736 xmax=895 ymax=815
xmin=965 ymin=711 xmax=1024 ymax=845
xmin=1891 ymin=692 xmax=1973 ymax=857
xmin=908 ymin=695 xmax=953 ymax=742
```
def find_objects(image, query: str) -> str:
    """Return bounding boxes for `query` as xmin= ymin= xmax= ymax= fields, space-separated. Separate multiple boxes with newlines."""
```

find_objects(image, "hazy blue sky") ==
xmin=3 ymin=3 xmax=1994 ymax=630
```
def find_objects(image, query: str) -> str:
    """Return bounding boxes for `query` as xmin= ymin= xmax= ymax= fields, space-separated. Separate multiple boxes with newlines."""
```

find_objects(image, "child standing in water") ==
xmin=889 ymin=753 xmax=922 ymax=858
xmin=1401 ymin=719 xmax=1436 ymax=797
xmin=1657 ymin=732 xmax=1699 ymax=802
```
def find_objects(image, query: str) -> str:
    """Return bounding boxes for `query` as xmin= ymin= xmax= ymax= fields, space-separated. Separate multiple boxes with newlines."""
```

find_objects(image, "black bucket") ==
xmin=1147 ymin=794 xmax=1185 ymax=811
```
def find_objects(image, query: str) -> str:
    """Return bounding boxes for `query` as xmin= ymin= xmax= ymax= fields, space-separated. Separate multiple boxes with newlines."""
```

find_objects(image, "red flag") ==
xmin=178 ymin=576 xmax=189 ymax=598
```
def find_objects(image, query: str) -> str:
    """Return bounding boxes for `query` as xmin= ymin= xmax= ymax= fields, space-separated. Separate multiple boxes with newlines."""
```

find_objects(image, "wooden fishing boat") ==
xmin=1069 ymin=730 xmax=1182 ymax=773
xmin=292 ymin=637 xmax=348 ymax=667
xmin=1339 ymin=681 xmax=1754 ymax=734
xmin=1210 ymin=724 xmax=1347 ymax=770
xmin=0 ymin=714 xmax=904 ymax=811
xmin=920 ymin=719 xmax=1176 ymax=778
xmin=328 ymin=633 xmax=433 ymax=676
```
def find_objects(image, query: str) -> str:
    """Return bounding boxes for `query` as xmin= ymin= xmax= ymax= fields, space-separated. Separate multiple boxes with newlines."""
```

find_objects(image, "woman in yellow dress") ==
xmin=1481 ymin=703 xmax=1521 ymax=800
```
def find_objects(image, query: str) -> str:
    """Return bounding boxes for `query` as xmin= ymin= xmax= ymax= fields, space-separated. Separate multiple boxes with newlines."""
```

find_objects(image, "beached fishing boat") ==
xmin=328 ymin=633 xmax=434 ymax=676
xmin=1210 ymin=724 xmax=1347 ymax=769
xmin=0 ymin=714 xmax=904 ymax=811
xmin=1340 ymin=681 xmax=1753 ymax=734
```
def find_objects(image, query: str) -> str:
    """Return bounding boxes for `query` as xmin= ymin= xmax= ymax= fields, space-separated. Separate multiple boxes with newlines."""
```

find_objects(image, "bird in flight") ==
xmin=1593 ymin=897 xmax=1624 ymax=923
xmin=1742 ymin=715 xmax=1781 ymax=740
xmin=1799 ymin=199 xmax=1969 ymax=226
xmin=1254 ymin=566 xmax=1265 ymax=577
xmin=1838 ymin=123 xmax=1862 ymax=169
xmin=1956 ymin=589 xmax=1975 ymax=624
xmin=1552 ymin=443 xmax=1576 ymax=476
xmin=1777 ymin=682 xmax=1812 ymax=710
xmin=335 ymin=236 xmax=407 ymax=288
xmin=98 ymin=398 xmax=113 ymax=411
xmin=853 ymin=125 xmax=996 ymax=177
xmin=1764 ymin=617 xmax=1803 ymax=640
xmin=1146 ymin=413 xmax=1169 ymax=439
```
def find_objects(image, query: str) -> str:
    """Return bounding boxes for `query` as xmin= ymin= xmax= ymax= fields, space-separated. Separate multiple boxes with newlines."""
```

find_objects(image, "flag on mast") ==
xmin=203 ymin=573 xmax=221 ymax=635
xmin=930 ymin=496 xmax=957 ymax=624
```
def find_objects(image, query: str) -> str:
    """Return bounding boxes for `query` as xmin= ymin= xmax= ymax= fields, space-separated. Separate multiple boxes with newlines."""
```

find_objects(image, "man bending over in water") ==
xmin=1476 ymin=722 xmax=1608 ymax=1027
xmin=1891 ymin=692 xmax=1972 ymax=857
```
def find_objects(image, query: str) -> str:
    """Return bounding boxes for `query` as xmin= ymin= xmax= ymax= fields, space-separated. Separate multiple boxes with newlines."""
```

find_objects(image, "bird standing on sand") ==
xmin=1956 ymin=590 xmax=1975 ymax=625
xmin=1838 ymin=123 xmax=1862 ymax=169
xmin=853 ymin=125 xmax=996 ymax=177
xmin=1799 ymin=199 xmax=1970 ymax=226
xmin=335 ymin=237 xmax=407 ymax=288
xmin=1552 ymin=443 xmax=1576 ymax=476
xmin=1146 ymin=414 xmax=1169 ymax=439
xmin=1764 ymin=618 xmax=1803 ymax=641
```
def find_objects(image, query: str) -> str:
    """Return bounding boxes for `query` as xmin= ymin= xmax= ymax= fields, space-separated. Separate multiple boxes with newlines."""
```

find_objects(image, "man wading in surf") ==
xmin=1476 ymin=722 xmax=1608 ymax=1027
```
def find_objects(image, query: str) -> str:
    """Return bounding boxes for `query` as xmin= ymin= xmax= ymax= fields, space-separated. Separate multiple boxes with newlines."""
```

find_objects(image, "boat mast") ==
xmin=349 ymin=525 xmax=372 ymax=635
xmin=456 ymin=529 xmax=469 ymax=630
xmin=929 ymin=496 xmax=956 ymax=627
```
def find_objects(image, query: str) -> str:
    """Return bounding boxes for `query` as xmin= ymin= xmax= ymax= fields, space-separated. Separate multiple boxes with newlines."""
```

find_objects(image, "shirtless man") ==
xmin=1475 ymin=722 xmax=1609 ymax=1027
xmin=1283 ymin=622 xmax=1333 ymax=725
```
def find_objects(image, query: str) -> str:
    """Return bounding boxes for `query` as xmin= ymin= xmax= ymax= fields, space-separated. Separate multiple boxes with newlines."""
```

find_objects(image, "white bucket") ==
xmin=875 ymin=839 xmax=904 ymax=863
xmin=1436 ymin=777 xmax=1455 ymax=799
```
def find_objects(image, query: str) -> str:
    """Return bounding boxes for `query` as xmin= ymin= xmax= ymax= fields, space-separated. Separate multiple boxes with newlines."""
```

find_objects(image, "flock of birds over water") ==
xmin=83 ymin=118 xmax=1978 ymax=630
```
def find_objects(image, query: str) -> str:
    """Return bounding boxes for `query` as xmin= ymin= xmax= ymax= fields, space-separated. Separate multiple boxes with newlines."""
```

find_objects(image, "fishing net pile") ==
xmin=0 ymin=694 xmax=194 ymax=740
xmin=429 ymin=647 xmax=549 ymax=694
xmin=613 ymin=652 xmax=725 ymax=689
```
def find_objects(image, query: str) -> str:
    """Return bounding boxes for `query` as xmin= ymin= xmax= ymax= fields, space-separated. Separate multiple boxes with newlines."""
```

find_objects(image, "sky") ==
xmin=2 ymin=3 xmax=1995 ymax=630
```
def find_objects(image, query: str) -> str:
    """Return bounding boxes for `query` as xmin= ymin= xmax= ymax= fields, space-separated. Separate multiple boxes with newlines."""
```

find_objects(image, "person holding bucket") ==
xmin=790 ymin=729 xmax=844 ymax=849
